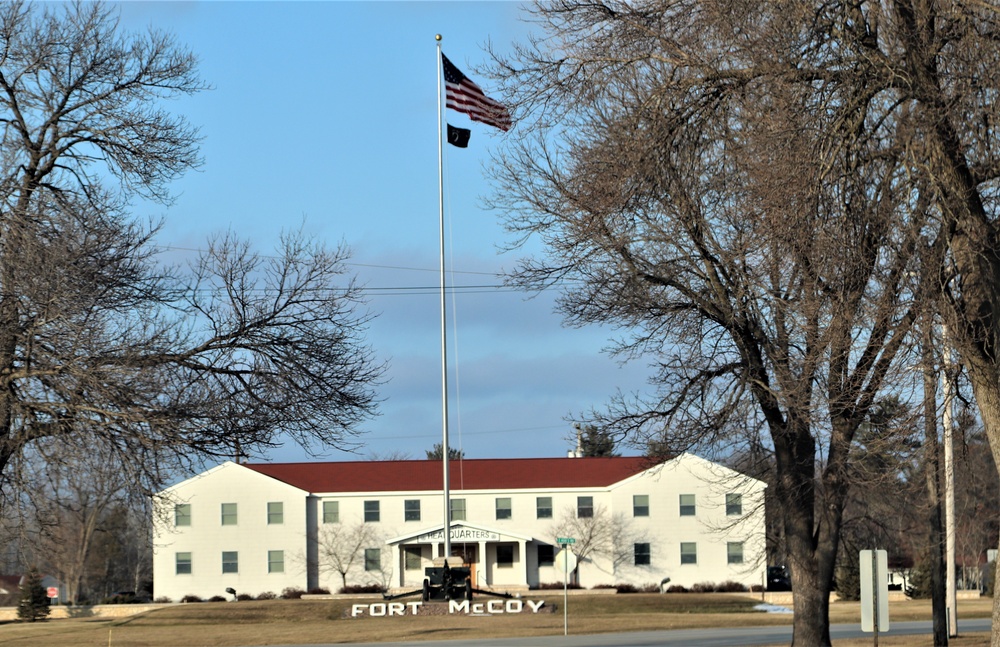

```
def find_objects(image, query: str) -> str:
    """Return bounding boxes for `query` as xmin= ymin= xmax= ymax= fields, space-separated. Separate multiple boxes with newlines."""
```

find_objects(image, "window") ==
xmin=364 ymin=500 xmax=380 ymax=523
xmin=365 ymin=548 xmax=381 ymax=571
xmin=536 ymin=496 xmax=553 ymax=519
xmin=633 ymin=495 xmax=649 ymax=517
xmin=496 ymin=497 xmax=512 ymax=520
xmin=496 ymin=544 xmax=514 ymax=568
xmin=268 ymin=550 xmax=284 ymax=573
xmin=680 ymin=542 xmax=697 ymax=565
xmin=727 ymin=542 xmax=744 ymax=565
xmin=404 ymin=547 xmax=422 ymax=570
xmin=634 ymin=543 xmax=651 ymax=566
xmin=450 ymin=498 xmax=466 ymax=522
xmin=577 ymin=496 xmax=594 ymax=518
xmin=174 ymin=504 xmax=191 ymax=527
xmin=404 ymin=500 xmax=421 ymax=522
xmin=221 ymin=503 xmax=238 ymax=526
xmin=679 ymin=494 xmax=696 ymax=517
xmin=175 ymin=552 xmax=192 ymax=575
xmin=267 ymin=502 xmax=283 ymax=525
xmin=538 ymin=545 xmax=555 ymax=567
xmin=222 ymin=551 xmax=239 ymax=574
xmin=726 ymin=493 xmax=743 ymax=516
xmin=322 ymin=500 xmax=339 ymax=524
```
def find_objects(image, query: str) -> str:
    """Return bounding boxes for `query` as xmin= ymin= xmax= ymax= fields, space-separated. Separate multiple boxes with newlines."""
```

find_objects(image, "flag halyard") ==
xmin=442 ymin=53 xmax=511 ymax=132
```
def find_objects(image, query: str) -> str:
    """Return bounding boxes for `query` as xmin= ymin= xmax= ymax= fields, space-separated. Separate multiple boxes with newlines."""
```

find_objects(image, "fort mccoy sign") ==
xmin=350 ymin=598 xmax=547 ymax=617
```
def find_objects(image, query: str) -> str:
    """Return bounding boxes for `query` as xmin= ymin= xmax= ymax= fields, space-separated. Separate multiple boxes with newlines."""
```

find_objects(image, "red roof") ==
xmin=244 ymin=456 xmax=652 ymax=494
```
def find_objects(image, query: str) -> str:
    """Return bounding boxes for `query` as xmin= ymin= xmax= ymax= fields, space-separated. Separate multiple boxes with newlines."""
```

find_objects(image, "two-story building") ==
xmin=152 ymin=453 xmax=766 ymax=601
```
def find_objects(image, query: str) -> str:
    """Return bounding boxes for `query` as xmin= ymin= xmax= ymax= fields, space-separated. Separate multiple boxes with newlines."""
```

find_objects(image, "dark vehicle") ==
xmin=767 ymin=565 xmax=791 ymax=591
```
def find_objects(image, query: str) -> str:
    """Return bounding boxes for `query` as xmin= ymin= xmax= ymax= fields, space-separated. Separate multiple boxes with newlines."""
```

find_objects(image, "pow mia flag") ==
xmin=447 ymin=123 xmax=471 ymax=148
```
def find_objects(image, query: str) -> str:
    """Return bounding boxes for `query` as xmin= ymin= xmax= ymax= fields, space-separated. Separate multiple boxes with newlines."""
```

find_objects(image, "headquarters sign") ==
xmin=416 ymin=527 xmax=500 ymax=543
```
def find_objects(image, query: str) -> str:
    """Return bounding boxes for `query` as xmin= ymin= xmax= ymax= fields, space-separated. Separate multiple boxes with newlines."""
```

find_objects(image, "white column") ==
xmin=519 ymin=540 xmax=529 ymax=588
xmin=478 ymin=541 xmax=488 ymax=587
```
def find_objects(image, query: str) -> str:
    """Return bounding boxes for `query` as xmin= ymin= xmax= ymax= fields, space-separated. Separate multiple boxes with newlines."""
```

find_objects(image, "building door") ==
xmin=450 ymin=543 xmax=479 ymax=587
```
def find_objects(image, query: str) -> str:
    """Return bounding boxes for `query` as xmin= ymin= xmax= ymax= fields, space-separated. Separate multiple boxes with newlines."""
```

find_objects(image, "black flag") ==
xmin=447 ymin=123 xmax=471 ymax=148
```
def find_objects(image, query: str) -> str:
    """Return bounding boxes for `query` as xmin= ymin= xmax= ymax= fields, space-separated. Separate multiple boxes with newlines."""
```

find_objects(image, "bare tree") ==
xmin=0 ymin=1 xmax=382 ymax=499
xmin=485 ymin=3 xmax=946 ymax=644
xmin=315 ymin=520 xmax=388 ymax=592
xmin=549 ymin=504 xmax=645 ymax=579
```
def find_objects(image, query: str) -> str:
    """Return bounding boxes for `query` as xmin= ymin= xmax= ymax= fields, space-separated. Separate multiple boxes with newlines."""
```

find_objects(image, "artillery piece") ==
xmin=383 ymin=557 xmax=515 ymax=602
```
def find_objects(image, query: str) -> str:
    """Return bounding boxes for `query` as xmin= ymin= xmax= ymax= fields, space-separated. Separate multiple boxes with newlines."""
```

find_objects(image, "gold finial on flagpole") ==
xmin=435 ymin=34 xmax=442 ymax=41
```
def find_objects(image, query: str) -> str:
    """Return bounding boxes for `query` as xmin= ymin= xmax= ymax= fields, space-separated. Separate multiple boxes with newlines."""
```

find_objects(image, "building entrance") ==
xmin=447 ymin=543 xmax=479 ymax=586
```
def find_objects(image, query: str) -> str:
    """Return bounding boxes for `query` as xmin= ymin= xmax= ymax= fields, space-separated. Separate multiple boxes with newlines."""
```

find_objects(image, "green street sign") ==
xmin=556 ymin=537 xmax=576 ymax=544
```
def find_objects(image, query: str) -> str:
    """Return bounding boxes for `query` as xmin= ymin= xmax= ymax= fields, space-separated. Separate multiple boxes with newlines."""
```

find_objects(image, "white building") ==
xmin=152 ymin=453 xmax=766 ymax=601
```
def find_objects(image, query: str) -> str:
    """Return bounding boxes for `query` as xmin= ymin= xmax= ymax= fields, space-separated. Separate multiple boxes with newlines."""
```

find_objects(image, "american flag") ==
xmin=442 ymin=53 xmax=511 ymax=132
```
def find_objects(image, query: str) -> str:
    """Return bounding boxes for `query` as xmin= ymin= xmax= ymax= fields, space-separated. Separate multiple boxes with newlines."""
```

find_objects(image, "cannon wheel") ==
xmin=465 ymin=578 xmax=473 ymax=601
xmin=422 ymin=578 xmax=430 ymax=602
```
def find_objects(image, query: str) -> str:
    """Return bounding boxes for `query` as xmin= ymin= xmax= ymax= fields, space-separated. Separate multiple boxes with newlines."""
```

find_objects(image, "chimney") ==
xmin=567 ymin=423 xmax=583 ymax=458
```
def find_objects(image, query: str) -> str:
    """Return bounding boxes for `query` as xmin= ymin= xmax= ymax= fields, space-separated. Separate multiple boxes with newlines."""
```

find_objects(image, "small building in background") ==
xmin=152 ymin=453 xmax=766 ymax=601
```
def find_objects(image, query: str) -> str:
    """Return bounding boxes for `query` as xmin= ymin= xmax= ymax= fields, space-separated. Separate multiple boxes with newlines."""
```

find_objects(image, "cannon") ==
xmin=383 ymin=558 xmax=514 ymax=602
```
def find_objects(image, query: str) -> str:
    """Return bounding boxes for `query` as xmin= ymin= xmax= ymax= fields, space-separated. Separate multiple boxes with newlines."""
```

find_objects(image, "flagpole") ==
xmin=435 ymin=33 xmax=452 ymax=565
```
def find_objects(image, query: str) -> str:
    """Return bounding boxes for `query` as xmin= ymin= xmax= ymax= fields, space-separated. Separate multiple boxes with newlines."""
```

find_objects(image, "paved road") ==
xmin=263 ymin=618 xmax=992 ymax=647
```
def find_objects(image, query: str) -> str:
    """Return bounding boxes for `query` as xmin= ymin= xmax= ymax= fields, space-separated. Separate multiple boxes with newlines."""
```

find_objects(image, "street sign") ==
xmin=46 ymin=587 xmax=58 ymax=599
xmin=556 ymin=537 xmax=576 ymax=545
xmin=860 ymin=549 xmax=889 ymax=634
xmin=553 ymin=547 xmax=578 ymax=576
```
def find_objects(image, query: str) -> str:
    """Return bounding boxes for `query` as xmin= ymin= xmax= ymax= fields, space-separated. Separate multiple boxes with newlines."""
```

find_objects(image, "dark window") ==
xmin=267 ymin=502 xmax=283 ymax=524
xmin=679 ymin=494 xmax=696 ymax=517
xmin=404 ymin=547 xmax=422 ymax=570
xmin=450 ymin=498 xmax=466 ymax=522
xmin=726 ymin=493 xmax=743 ymax=516
xmin=322 ymin=500 xmax=339 ymax=523
xmin=364 ymin=500 xmax=380 ymax=523
xmin=176 ymin=552 xmax=192 ymax=575
xmin=727 ymin=542 xmax=744 ymax=565
xmin=365 ymin=548 xmax=381 ymax=571
xmin=634 ymin=543 xmax=651 ymax=566
xmin=680 ymin=542 xmax=697 ymax=565
xmin=175 ymin=504 xmax=191 ymax=527
xmin=538 ymin=544 xmax=555 ymax=567
xmin=536 ymin=496 xmax=553 ymax=519
xmin=222 ymin=551 xmax=238 ymax=574
xmin=496 ymin=497 xmax=512 ymax=520
xmin=496 ymin=544 xmax=515 ymax=568
xmin=633 ymin=495 xmax=649 ymax=517
xmin=404 ymin=499 xmax=421 ymax=522
xmin=577 ymin=496 xmax=594 ymax=518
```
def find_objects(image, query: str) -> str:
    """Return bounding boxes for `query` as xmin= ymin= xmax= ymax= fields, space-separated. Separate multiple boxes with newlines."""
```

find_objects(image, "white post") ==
xmin=563 ymin=550 xmax=568 ymax=636
xmin=941 ymin=328 xmax=957 ymax=637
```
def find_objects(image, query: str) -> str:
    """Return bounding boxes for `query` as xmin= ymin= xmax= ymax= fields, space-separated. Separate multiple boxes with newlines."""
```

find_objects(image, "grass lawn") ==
xmin=0 ymin=594 xmax=992 ymax=646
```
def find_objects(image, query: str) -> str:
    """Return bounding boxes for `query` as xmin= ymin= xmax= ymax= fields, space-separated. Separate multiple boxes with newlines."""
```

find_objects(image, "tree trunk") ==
xmin=775 ymin=424 xmax=837 ymax=647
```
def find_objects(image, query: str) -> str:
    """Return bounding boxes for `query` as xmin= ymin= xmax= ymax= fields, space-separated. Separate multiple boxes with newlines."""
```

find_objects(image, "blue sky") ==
xmin=115 ymin=1 xmax=650 ymax=462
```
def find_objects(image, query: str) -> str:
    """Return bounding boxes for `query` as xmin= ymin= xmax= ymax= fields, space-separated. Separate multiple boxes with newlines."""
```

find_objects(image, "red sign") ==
xmin=46 ymin=587 xmax=58 ymax=598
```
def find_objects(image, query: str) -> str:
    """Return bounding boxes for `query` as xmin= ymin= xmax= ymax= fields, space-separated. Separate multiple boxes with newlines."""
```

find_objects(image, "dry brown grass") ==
xmin=0 ymin=594 xmax=992 ymax=646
